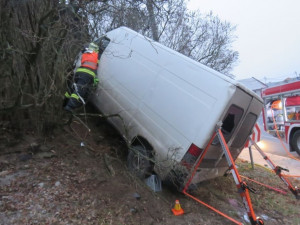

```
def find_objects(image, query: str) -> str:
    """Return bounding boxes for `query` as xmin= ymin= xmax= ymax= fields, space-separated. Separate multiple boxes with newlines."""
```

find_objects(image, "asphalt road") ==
xmin=255 ymin=126 xmax=300 ymax=158
xmin=238 ymin=124 xmax=300 ymax=176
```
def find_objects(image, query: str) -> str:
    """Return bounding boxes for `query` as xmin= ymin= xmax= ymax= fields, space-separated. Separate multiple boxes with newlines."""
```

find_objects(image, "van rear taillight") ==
xmin=181 ymin=143 xmax=203 ymax=169
xmin=187 ymin=143 xmax=202 ymax=157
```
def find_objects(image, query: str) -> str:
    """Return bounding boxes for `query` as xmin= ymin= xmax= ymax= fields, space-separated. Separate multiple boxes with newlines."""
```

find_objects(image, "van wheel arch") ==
xmin=131 ymin=136 xmax=153 ymax=151
xmin=127 ymin=136 xmax=154 ymax=178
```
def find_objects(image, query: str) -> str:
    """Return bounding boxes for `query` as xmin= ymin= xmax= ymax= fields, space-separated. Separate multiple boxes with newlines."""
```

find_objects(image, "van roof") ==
xmin=106 ymin=26 xmax=262 ymax=103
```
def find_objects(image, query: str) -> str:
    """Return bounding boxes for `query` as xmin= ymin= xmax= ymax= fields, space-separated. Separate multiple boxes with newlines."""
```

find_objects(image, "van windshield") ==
xmin=94 ymin=36 xmax=111 ymax=56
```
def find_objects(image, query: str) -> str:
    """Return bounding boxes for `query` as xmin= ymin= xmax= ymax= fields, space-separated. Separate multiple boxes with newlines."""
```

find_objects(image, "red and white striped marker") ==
xmin=244 ymin=123 xmax=261 ymax=148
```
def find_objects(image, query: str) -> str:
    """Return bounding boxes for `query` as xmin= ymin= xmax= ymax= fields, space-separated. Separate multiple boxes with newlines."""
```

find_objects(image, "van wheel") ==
xmin=127 ymin=145 xmax=153 ymax=179
xmin=291 ymin=130 xmax=300 ymax=156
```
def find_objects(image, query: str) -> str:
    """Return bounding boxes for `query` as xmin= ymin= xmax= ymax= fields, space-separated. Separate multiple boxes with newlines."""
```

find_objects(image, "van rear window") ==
xmin=223 ymin=105 xmax=244 ymax=133
xmin=231 ymin=113 xmax=257 ymax=148
xmin=212 ymin=105 xmax=244 ymax=145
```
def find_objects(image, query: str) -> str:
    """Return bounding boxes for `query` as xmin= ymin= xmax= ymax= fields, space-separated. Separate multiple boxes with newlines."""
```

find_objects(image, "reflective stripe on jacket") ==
xmin=70 ymin=93 xmax=80 ymax=100
xmin=76 ymin=67 xmax=96 ymax=78
xmin=81 ymin=52 xmax=98 ymax=70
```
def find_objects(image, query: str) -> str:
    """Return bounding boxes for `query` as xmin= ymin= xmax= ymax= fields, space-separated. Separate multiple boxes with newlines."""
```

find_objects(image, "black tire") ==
xmin=291 ymin=130 xmax=300 ymax=156
xmin=127 ymin=145 xmax=153 ymax=179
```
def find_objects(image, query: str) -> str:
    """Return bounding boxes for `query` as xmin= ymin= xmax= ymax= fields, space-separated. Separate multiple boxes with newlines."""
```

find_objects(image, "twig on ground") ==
xmin=104 ymin=153 xmax=115 ymax=176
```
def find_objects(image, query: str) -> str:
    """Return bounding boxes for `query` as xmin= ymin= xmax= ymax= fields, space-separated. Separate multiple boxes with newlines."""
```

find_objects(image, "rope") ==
xmin=69 ymin=106 xmax=91 ymax=143
xmin=281 ymin=174 xmax=300 ymax=178
xmin=270 ymin=107 xmax=300 ymax=163
xmin=69 ymin=119 xmax=89 ymax=141
xmin=183 ymin=190 xmax=243 ymax=225
xmin=73 ymin=83 xmax=86 ymax=105
xmin=255 ymin=160 xmax=300 ymax=179
xmin=268 ymin=170 xmax=300 ymax=178
xmin=240 ymin=175 xmax=287 ymax=195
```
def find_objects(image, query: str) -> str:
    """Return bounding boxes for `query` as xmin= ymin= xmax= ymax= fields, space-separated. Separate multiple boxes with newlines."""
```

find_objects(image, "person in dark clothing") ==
xmin=64 ymin=42 xmax=100 ymax=112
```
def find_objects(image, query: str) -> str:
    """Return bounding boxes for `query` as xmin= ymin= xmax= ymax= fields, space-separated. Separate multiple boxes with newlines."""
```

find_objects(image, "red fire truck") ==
xmin=261 ymin=80 xmax=300 ymax=156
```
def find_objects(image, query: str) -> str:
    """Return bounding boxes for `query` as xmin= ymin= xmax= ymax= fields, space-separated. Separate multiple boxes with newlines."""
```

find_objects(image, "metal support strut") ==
xmin=249 ymin=138 xmax=300 ymax=199
xmin=182 ymin=125 xmax=264 ymax=225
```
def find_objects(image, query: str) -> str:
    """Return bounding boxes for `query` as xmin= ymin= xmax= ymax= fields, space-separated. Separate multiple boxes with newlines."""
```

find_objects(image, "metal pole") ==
xmin=249 ymin=146 xmax=254 ymax=169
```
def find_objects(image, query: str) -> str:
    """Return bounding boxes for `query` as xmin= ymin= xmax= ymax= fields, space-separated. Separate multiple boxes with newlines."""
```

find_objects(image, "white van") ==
xmin=91 ymin=27 xmax=263 ymax=189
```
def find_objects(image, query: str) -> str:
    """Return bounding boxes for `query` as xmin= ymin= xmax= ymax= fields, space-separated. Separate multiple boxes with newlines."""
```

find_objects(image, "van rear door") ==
xmin=186 ymin=87 xmax=263 ymax=182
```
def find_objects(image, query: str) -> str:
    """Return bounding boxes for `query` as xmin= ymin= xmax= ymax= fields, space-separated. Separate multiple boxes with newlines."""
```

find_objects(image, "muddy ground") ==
xmin=0 ymin=116 xmax=299 ymax=225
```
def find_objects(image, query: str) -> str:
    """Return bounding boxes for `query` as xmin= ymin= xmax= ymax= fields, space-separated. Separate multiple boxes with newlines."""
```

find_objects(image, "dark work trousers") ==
xmin=64 ymin=70 xmax=94 ymax=111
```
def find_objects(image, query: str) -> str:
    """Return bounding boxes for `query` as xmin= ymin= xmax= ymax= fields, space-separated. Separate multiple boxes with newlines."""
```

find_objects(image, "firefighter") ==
xmin=64 ymin=42 xmax=100 ymax=112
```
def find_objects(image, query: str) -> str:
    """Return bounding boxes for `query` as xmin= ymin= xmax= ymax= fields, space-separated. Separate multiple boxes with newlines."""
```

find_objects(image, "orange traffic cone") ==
xmin=172 ymin=199 xmax=184 ymax=216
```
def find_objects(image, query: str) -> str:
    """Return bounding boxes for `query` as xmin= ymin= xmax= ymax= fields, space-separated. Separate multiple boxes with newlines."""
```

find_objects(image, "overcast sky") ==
xmin=187 ymin=0 xmax=300 ymax=82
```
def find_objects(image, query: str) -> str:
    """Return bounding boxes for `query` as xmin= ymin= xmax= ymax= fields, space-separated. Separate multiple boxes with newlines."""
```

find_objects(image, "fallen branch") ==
xmin=104 ymin=153 xmax=115 ymax=176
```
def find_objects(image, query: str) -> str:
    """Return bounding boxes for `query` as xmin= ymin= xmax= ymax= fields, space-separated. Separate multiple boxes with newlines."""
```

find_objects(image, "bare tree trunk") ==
xmin=146 ymin=0 xmax=159 ymax=41
xmin=0 ymin=0 xmax=90 ymax=134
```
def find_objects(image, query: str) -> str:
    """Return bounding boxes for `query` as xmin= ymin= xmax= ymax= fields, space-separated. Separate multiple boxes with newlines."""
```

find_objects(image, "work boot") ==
xmin=64 ymin=105 xmax=73 ymax=113
xmin=65 ymin=97 xmax=82 ymax=111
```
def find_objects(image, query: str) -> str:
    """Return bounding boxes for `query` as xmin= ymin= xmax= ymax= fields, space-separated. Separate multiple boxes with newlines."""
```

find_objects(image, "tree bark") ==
xmin=146 ymin=0 xmax=159 ymax=41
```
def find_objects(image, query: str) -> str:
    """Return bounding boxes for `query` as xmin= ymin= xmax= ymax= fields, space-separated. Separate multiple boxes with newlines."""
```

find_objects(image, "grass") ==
xmin=190 ymin=159 xmax=300 ymax=224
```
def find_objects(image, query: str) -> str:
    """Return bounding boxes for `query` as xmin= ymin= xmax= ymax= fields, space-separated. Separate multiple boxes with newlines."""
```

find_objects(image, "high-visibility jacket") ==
xmin=81 ymin=51 xmax=98 ymax=70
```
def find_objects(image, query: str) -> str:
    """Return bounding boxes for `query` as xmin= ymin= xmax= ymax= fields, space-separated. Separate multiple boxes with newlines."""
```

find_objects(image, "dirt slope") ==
xmin=0 ymin=117 xmax=299 ymax=225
